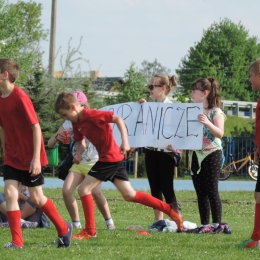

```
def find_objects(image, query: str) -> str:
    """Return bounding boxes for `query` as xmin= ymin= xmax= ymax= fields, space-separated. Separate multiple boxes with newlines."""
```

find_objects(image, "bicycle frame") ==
xmin=223 ymin=154 xmax=251 ymax=173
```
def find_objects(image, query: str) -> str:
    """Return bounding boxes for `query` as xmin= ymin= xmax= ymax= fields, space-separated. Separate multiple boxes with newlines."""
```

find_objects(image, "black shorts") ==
xmin=3 ymin=165 xmax=44 ymax=187
xmin=255 ymin=164 xmax=260 ymax=192
xmin=88 ymin=160 xmax=129 ymax=182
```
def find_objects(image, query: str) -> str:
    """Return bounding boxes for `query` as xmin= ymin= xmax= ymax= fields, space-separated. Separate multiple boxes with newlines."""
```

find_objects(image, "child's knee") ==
xmin=62 ymin=186 xmax=73 ymax=198
xmin=121 ymin=192 xmax=135 ymax=202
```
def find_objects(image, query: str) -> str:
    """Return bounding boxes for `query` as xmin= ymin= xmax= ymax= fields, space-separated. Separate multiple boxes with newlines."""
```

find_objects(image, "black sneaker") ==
xmin=57 ymin=222 xmax=72 ymax=248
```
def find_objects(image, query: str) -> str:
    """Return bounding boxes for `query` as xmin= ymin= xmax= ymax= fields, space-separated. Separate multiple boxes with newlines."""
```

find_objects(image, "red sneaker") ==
xmin=71 ymin=229 xmax=96 ymax=240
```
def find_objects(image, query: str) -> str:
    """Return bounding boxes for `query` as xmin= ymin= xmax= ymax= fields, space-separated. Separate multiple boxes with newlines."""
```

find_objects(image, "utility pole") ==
xmin=48 ymin=0 xmax=57 ymax=76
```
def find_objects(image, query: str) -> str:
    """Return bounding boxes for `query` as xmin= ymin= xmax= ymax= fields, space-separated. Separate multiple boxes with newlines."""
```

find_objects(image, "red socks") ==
xmin=39 ymin=198 xmax=67 ymax=236
xmin=251 ymin=203 xmax=260 ymax=241
xmin=133 ymin=191 xmax=171 ymax=215
xmin=6 ymin=210 xmax=23 ymax=247
xmin=80 ymin=194 xmax=96 ymax=236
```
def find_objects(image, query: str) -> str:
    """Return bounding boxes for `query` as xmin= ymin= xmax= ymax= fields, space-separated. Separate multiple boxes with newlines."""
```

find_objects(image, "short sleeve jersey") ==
xmin=0 ymin=86 xmax=48 ymax=170
xmin=255 ymin=97 xmax=260 ymax=149
xmin=72 ymin=109 xmax=124 ymax=162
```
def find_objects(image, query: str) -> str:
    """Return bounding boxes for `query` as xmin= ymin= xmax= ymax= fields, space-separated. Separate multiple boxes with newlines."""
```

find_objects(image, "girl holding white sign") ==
xmin=185 ymin=77 xmax=226 ymax=234
xmin=138 ymin=74 xmax=182 ymax=222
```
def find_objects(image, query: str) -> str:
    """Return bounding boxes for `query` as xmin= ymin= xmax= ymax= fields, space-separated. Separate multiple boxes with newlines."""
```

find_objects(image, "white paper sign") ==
xmin=100 ymin=102 xmax=203 ymax=149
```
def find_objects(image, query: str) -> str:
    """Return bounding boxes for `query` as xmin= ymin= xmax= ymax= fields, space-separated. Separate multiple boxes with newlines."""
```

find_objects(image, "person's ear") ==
xmin=3 ymin=71 xmax=8 ymax=80
xmin=204 ymin=90 xmax=209 ymax=96
xmin=69 ymin=103 xmax=76 ymax=110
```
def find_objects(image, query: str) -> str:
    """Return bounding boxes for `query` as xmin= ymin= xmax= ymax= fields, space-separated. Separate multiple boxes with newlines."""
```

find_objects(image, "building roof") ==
xmin=91 ymin=77 xmax=124 ymax=91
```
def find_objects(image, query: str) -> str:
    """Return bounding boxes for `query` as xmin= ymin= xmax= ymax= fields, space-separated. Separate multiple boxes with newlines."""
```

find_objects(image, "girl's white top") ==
xmin=62 ymin=120 xmax=98 ymax=164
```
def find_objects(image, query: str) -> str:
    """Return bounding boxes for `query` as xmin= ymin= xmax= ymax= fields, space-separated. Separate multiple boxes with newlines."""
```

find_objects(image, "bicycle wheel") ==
xmin=219 ymin=164 xmax=232 ymax=181
xmin=248 ymin=162 xmax=258 ymax=181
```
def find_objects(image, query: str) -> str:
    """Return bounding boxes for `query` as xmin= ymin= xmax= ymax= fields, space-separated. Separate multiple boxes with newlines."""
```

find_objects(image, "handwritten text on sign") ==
xmin=101 ymin=102 xmax=203 ymax=149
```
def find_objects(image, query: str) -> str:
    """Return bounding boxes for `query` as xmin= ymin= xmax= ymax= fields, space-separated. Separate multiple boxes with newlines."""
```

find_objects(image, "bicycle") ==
xmin=219 ymin=150 xmax=258 ymax=181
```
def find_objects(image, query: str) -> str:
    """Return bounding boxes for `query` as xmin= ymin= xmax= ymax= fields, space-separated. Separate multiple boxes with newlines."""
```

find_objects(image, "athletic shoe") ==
xmin=236 ymin=238 xmax=260 ymax=248
xmin=107 ymin=224 xmax=116 ymax=230
xmin=183 ymin=227 xmax=200 ymax=233
xmin=0 ymin=222 xmax=9 ymax=228
xmin=71 ymin=229 xmax=97 ymax=240
xmin=212 ymin=222 xmax=231 ymax=234
xmin=169 ymin=205 xmax=183 ymax=231
xmin=4 ymin=242 xmax=23 ymax=249
xmin=199 ymin=225 xmax=214 ymax=234
xmin=56 ymin=222 xmax=72 ymax=248
xmin=72 ymin=222 xmax=82 ymax=229
xmin=21 ymin=221 xmax=38 ymax=228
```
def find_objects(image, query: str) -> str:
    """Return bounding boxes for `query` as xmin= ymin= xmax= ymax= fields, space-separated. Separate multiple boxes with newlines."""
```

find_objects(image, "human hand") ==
xmin=120 ymin=142 xmax=130 ymax=155
xmin=138 ymin=98 xmax=146 ymax=104
xmin=55 ymin=132 xmax=66 ymax=143
xmin=73 ymin=155 xmax=82 ymax=164
xmin=198 ymin=113 xmax=210 ymax=126
xmin=29 ymin=158 xmax=41 ymax=176
xmin=166 ymin=144 xmax=174 ymax=151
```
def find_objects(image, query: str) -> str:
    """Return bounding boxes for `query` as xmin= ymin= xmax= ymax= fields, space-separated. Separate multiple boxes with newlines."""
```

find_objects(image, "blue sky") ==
xmin=9 ymin=0 xmax=260 ymax=77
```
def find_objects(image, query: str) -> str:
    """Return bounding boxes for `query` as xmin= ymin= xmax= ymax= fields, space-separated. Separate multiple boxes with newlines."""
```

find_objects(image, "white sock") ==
xmin=72 ymin=221 xmax=81 ymax=228
xmin=105 ymin=218 xmax=114 ymax=226
xmin=211 ymin=223 xmax=219 ymax=228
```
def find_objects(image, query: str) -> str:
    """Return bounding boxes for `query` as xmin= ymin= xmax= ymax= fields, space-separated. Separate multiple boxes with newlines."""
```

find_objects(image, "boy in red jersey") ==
xmin=0 ymin=59 xmax=72 ymax=249
xmin=54 ymin=92 xmax=183 ymax=240
xmin=237 ymin=58 xmax=260 ymax=248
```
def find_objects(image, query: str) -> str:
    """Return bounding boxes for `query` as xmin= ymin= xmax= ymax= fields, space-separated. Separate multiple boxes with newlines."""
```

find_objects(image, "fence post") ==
xmin=134 ymin=150 xmax=138 ymax=178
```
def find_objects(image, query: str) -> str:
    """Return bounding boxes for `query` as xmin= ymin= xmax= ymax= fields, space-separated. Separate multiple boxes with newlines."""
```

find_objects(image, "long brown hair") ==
xmin=190 ymin=78 xmax=221 ymax=109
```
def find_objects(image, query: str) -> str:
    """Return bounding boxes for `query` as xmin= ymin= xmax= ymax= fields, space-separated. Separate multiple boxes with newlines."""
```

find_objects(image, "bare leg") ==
xmin=154 ymin=209 xmax=164 ymax=221
xmin=20 ymin=201 xmax=36 ymax=219
xmin=0 ymin=201 xmax=7 ymax=215
xmin=62 ymin=171 xmax=84 ymax=222
xmin=92 ymin=183 xmax=111 ymax=220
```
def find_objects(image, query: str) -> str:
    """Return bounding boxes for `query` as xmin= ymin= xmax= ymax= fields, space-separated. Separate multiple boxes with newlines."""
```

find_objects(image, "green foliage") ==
xmin=104 ymin=63 xmax=148 ymax=105
xmin=224 ymin=115 xmax=254 ymax=137
xmin=0 ymin=0 xmax=47 ymax=85
xmin=139 ymin=58 xmax=171 ymax=81
xmin=137 ymin=153 xmax=147 ymax=178
xmin=176 ymin=18 xmax=260 ymax=101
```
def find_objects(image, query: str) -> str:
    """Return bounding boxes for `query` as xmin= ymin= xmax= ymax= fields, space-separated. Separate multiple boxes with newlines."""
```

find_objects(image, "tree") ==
xmin=105 ymin=63 xmax=148 ymax=105
xmin=0 ymin=0 xmax=47 ymax=85
xmin=140 ymin=58 xmax=171 ymax=81
xmin=176 ymin=18 xmax=260 ymax=101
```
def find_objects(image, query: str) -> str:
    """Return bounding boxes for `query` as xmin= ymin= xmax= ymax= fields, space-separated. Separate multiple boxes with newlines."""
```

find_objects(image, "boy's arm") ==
xmin=112 ymin=115 xmax=130 ymax=154
xmin=30 ymin=123 xmax=42 ymax=176
xmin=73 ymin=139 xmax=86 ymax=164
xmin=0 ymin=127 xmax=5 ymax=156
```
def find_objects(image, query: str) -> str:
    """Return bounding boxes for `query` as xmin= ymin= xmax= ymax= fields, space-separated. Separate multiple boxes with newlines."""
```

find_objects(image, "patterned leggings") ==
xmin=191 ymin=150 xmax=222 ymax=225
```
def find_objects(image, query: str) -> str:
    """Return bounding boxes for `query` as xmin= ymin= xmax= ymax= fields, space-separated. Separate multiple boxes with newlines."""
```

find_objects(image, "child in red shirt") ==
xmin=0 ymin=59 xmax=72 ymax=249
xmin=237 ymin=58 xmax=260 ymax=248
xmin=55 ymin=92 xmax=183 ymax=240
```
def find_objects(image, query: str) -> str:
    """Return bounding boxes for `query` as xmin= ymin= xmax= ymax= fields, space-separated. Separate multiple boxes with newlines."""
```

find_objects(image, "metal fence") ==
xmin=223 ymin=136 xmax=255 ymax=176
xmin=124 ymin=137 xmax=256 ymax=176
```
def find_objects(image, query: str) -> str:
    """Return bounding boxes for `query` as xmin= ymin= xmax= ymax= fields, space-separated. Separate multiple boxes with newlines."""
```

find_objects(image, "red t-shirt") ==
xmin=0 ymin=86 xmax=48 ymax=170
xmin=73 ymin=109 xmax=124 ymax=162
xmin=255 ymin=97 xmax=260 ymax=150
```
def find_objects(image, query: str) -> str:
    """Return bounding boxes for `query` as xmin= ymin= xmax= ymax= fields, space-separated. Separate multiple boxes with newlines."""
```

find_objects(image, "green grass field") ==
xmin=0 ymin=188 xmax=259 ymax=260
